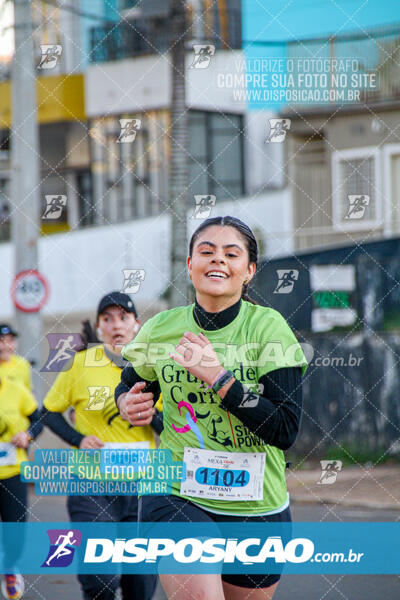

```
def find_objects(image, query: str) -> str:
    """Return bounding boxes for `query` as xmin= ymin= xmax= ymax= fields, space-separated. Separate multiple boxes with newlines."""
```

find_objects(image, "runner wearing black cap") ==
xmin=42 ymin=292 xmax=161 ymax=600
xmin=0 ymin=324 xmax=32 ymax=390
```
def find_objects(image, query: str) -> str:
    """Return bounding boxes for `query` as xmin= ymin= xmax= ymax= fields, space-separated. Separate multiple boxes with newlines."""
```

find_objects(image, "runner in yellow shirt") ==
xmin=42 ymin=292 xmax=161 ymax=600
xmin=0 ymin=324 xmax=32 ymax=390
xmin=0 ymin=376 xmax=42 ymax=600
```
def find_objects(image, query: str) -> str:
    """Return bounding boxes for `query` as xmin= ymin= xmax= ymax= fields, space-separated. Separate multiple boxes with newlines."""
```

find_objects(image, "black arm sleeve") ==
xmin=219 ymin=367 xmax=303 ymax=451
xmin=151 ymin=410 xmax=164 ymax=435
xmin=115 ymin=365 xmax=161 ymax=407
xmin=115 ymin=364 xmax=163 ymax=434
xmin=41 ymin=407 xmax=84 ymax=448
xmin=27 ymin=409 xmax=43 ymax=440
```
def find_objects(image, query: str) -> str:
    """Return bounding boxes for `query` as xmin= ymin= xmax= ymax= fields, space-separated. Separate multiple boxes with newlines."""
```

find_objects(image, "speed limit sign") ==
xmin=11 ymin=270 xmax=49 ymax=313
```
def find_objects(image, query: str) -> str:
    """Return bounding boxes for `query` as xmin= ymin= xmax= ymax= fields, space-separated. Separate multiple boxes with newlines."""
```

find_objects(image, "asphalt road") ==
xmin=21 ymin=493 xmax=399 ymax=600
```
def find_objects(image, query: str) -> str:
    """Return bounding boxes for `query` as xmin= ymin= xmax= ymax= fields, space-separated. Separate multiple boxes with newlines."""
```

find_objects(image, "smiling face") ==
xmin=187 ymin=225 xmax=256 ymax=306
xmin=97 ymin=306 xmax=139 ymax=350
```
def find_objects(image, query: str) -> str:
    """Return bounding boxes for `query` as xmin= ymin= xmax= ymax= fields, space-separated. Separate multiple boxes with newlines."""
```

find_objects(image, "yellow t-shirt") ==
xmin=0 ymin=355 xmax=32 ymax=390
xmin=0 ymin=378 xmax=38 ymax=479
xmin=43 ymin=345 xmax=159 ymax=448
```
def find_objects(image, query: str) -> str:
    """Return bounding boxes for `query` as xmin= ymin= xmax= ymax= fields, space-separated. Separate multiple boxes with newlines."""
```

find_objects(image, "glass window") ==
xmin=88 ymin=110 xmax=244 ymax=226
xmin=188 ymin=111 xmax=244 ymax=203
xmin=77 ymin=170 xmax=94 ymax=227
xmin=0 ymin=178 xmax=10 ymax=242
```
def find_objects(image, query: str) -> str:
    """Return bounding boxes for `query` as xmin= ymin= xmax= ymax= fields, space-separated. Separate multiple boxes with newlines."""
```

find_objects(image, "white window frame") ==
xmin=382 ymin=143 xmax=400 ymax=237
xmin=331 ymin=146 xmax=382 ymax=231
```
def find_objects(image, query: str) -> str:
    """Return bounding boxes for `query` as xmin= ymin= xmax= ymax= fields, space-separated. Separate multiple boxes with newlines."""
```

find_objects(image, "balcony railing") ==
xmin=286 ymin=23 xmax=400 ymax=106
xmin=89 ymin=9 xmax=242 ymax=63
xmin=247 ymin=23 xmax=400 ymax=108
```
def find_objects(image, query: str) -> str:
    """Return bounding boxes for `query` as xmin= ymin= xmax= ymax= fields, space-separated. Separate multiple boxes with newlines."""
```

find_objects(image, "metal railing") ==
xmin=247 ymin=23 xmax=400 ymax=106
xmin=286 ymin=24 xmax=400 ymax=105
xmin=89 ymin=9 xmax=242 ymax=63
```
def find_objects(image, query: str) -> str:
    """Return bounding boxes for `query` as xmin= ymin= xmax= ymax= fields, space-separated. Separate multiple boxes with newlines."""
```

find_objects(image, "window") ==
xmin=89 ymin=116 xmax=157 ymax=224
xmin=77 ymin=170 xmax=94 ymax=227
xmin=0 ymin=131 xmax=9 ymax=154
xmin=383 ymin=143 xmax=400 ymax=236
xmin=102 ymin=124 xmax=151 ymax=221
xmin=188 ymin=111 xmax=244 ymax=202
xmin=0 ymin=178 xmax=10 ymax=242
xmin=88 ymin=110 xmax=244 ymax=226
xmin=332 ymin=147 xmax=382 ymax=230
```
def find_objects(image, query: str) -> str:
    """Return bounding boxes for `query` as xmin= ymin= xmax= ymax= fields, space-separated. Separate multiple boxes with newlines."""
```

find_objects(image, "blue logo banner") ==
xmin=1 ymin=522 xmax=399 ymax=574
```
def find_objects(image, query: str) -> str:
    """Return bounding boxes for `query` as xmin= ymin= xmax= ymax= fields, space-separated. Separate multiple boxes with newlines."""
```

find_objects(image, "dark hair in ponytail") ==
xmin=189 ymin=215 xmax=259 ymax=305
xmin=76 ymin=319 xmax=100 ymax=351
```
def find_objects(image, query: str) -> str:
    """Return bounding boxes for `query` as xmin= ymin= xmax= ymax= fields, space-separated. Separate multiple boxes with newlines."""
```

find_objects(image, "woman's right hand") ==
xmin=118 ymin=381 xmax=155 ymax=427
xmin=79 ymin=435 xmax=104 ymax=449
xmin=11 ymin=431 xmax=31 ymax=449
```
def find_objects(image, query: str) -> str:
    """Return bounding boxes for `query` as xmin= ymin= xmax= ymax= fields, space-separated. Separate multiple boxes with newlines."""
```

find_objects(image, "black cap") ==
xmin=0 ymin=323 xmax=18 ymax=338
xmin=97 ymin=292 xmax=137 ymax=319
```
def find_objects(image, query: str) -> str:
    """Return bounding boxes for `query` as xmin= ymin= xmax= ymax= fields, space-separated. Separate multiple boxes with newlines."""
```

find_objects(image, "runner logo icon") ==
xmin=317 ymin=460 xmax=343 ymax=485
xmin=266 ymin=119 xmax=291 ymax=143
xmin=86 ymin=386 xmax=111 ymax=410
xmin=43 ymin=195 xmax=67 ymax=220
xmin=41 ymin=334 xmax=80 ymax=372
xmin=238 ymin=384 xmax=264 ymax=408
xmin=118 ymin=119 xmax=141 ymax=143
xmin=190 ymin=45 xmax=215 ymax=69
xmin=193 ymin=195 xmax=216 ymax=219
xmin=345 ymin=195 xmax=369 ymax=219
xmin=273 ymin=269 xmax=299 ymax=294
xmin=38 ymin=45 xmax=62 ymax=69
xmin=42 ymin=529 xmax=82 ymax=567
xmin=121 ymin=269 xmax=146 ymax=294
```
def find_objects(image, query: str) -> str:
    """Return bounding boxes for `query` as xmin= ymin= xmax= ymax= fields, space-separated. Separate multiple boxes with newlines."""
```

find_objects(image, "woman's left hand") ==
xmin=11 ymin=431 xmax=31 ymax=449
xmin=170 ymin=332 xmax=224 ymax=386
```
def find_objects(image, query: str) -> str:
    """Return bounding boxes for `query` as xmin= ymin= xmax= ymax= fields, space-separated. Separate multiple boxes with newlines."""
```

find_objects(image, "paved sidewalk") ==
xmin=286 ymin=464 xmax=400 ymax=510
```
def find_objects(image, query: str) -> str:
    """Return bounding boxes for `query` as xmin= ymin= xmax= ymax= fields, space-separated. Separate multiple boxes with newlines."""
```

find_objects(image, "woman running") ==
xmin=115 ymin=216 xmax=307 ymax=600
xmin=42 ymin=291 xmax=161 ymax=600
xmin=0 ymin=372 xmax=42 ymax=600
xmin=0 ymin=324 xmax=32 ymax=390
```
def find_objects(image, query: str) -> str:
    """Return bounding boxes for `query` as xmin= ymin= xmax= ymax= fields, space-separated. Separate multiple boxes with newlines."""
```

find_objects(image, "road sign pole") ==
xmin=11 ymin=0 xmax=42 ymax=399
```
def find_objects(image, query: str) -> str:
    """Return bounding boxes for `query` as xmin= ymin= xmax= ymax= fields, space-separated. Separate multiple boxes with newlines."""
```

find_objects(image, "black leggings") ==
xmin=67 ymin=494 xmax=157 ymax=600
xmin=139 ymin=494 xmax=292 ymax=589
xmin=0 ymin=475 xmax=28 ymax=571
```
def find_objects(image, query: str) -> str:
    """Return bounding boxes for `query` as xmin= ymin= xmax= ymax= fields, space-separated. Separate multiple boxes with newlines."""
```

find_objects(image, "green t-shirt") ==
xmin=122 ymin=300 xmax=307 ymax=515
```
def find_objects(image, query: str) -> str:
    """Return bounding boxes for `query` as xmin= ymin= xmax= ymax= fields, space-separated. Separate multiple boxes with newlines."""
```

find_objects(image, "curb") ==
xmin=290 ymin=494 xmax=400 ymax=510
xmin=286 ymin=466 xmax=400 ymax=511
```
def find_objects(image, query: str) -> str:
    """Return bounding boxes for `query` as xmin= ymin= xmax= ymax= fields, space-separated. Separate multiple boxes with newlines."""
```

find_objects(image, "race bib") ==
xmin=0 ymin=443 xmax=17 ymax=466
xmin=103 ymin=442 xmax=150 ymax=450
xmin=180 ymin=447 xmax=265 ymax=501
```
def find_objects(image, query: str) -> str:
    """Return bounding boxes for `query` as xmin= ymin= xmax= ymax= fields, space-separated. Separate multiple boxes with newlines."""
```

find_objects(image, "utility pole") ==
xmin=169 ymin=0 xmax=189 ymax=308
xmin=11 ymin=0 xmax=42 ymax=398
xmin=192 ymin=0 xmax=205 ymax=41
